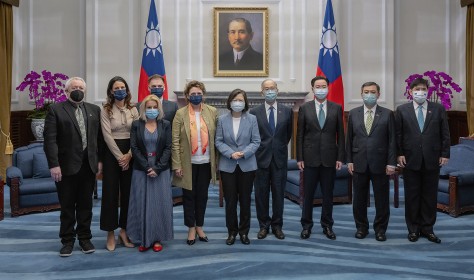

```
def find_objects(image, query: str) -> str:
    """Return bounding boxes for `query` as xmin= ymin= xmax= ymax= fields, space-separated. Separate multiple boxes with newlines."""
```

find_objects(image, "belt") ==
xmin=147 ymin=152 xmax=156 ymax=157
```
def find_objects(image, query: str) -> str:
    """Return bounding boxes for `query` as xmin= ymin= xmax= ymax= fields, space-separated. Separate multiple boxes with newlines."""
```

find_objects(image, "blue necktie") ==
xmin=417 ymin=105 xmax=424 ymax=132
xmin=269 ymin=106 xmax=275 ymax=134
xmin=318 ymin=103 xmax=325 ymax=128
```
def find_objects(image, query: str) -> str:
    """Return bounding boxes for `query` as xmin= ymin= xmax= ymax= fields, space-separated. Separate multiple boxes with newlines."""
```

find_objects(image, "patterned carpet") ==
xmin=0 ymin=181 xmax=473 ymax=280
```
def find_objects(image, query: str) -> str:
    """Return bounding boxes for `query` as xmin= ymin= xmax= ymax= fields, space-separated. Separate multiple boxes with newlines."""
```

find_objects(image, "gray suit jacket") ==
xmin=395 ymin=101 xmax=450 ymax=170
xmin=250 ymin=103 xmax=293 ymax=169
xmin=215 ymin=112 xmax=261 ymax=173
xmin=346 ymin=105 xmax=396 ymax=174
xmin=296 ymin=100 xmax=345 ymax=167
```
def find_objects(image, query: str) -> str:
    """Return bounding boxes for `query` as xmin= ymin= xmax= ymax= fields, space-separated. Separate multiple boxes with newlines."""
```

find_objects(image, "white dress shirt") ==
xmin=265 ymin=101 xmax=278 ymax=124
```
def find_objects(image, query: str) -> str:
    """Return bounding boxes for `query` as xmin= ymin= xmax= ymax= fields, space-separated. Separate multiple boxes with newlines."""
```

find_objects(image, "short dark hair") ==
xmin=228 ymin=18 xmax=253 ymax=34
xmin=409 ymin=77 xmax=429 ymax=89
xmin=226 ymin=88 xmax=249 ymax=112
xmin=361 ymin=81 xmax=380 ymax=92
xmin=148 ymin=74 xmax=164 ymax=85
xmin=311 ymin=76 xmax=329 ymax=87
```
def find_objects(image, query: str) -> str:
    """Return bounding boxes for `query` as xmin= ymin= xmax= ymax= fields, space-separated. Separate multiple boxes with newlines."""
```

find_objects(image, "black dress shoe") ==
xmin=355 ymin=230 xmax=368 ymax=239
xmin=198 ymin=236 xmax=209 ymax=242
xmin=323 ymin=227 xmax=336 ymax=240
xmin=240 ymin=234 xmax=250 ymax=245
xmin=226 ymin=235 xmax=236 ymax=245
xmin=421 ymin=232 xmax=441 ymax=244
xmin=375 ymin=232 xmax=387 ymax=242
xmin=300 ymin=229 xmax=311 ymax=239
xmin=186 ymin=239 xmax=196 ymax=245
xmin=272 ymin=228 xmax=285 ymax=240
xmin=408 ymin=232 xmax=419 ymax=242
xmin=257 ymin=228 xmax=268 ymax=239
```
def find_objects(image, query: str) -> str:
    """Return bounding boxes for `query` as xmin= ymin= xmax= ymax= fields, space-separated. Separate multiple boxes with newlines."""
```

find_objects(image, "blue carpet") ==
xmin=0 ymin=180 xmax=473 ymax=280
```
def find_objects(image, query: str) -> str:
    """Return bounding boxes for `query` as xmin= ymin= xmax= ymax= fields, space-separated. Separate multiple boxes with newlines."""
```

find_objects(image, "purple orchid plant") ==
xmin=16 ymin=70 xmax=69 ymax=119
xmin=404 ymin=70 xmax=462 ymax=110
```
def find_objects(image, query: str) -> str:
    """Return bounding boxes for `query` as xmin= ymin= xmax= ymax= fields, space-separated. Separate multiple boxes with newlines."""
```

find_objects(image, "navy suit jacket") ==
xmin=44 ymin=100 xmax=103 ymax=175
xmin=395 ymin=101 xmax=450 ymax=170
xmin=219 ymin=46 xmax=263 ymax=70
xmin=130 ymin=118 xmax=171 ymax=174
xmin=250 ymin=103 xmax=293 ymax=169
xmin=296 ymin=100 xmax=345 ymax=167
xmin=346 ymin=105 xmax=396 ymax=174
xmin=215 ymin=112 xmax=261 ymax=173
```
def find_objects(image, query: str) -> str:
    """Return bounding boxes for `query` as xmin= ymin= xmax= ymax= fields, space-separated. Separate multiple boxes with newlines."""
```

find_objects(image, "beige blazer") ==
xmin=171 ymin=103 xmax=218 ymax=190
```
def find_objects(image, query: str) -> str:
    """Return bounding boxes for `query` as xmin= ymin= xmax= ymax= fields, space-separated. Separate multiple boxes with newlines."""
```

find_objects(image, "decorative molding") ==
xmin=460 ymin=0 xmax=474 ymax=7
xmin=1 ymin=0 xmax=19 ymax=7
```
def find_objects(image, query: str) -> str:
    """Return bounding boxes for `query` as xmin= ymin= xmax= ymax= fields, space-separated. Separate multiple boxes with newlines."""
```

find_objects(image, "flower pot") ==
xmin=31 ymin=118 xmax=45 ymax=141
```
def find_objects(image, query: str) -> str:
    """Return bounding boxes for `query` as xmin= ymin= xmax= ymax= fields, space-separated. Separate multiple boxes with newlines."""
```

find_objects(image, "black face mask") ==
xmin=70 ymin=90 xmax=85 ymax=102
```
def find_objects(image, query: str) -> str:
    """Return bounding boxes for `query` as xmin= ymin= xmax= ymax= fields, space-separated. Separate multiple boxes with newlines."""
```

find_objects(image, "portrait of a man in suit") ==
xmin=214 ymin=8 xmax=268 ymax=77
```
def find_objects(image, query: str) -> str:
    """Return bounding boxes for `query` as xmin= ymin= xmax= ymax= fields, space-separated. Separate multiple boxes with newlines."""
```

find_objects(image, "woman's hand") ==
xmin=231 ymin=151 xmax=244 ymax=160
xmin=147 ymin=168 xmax=157 ymax=177
xmin=175 ymin=168 xmax=183 ymax=177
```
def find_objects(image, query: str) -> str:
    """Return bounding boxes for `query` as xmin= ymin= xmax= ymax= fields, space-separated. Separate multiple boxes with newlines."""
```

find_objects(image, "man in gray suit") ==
xmin=346 ymin=82 xmax=396 ymax=242
xmin=297 ymin=76 xmax=345 ymax=240
xmin=138 ymin=74 xmax=178 ymax=125
xmin=396 ymin=77 xmax=450 ymax=244
xmin=250 ymin=79 xmax=293 ymax=240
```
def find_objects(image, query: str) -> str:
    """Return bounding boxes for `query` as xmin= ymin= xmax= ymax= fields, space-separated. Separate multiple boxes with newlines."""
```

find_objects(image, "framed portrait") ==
xmin=213 ymin=7 xmax=269 ymax=77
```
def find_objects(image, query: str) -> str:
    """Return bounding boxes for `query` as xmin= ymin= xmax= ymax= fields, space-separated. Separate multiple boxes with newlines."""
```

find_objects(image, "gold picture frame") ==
xmin=213 ymin=7 xmax=269 ymax=77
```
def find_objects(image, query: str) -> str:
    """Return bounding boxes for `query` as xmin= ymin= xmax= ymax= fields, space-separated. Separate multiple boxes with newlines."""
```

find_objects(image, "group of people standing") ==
xmin=43 ymin=74 xmax=449 ymax=258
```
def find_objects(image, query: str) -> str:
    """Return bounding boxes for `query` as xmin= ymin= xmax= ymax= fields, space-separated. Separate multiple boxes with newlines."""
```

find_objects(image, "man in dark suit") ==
xmin=250 ymin=79 xmax=293 ymax=240
xmin=296 ymin=76 xmax=345 ymax=240
xmin=43 ymin=77 xmax=103 ymax=257
xmin=346 ymin=82 xmax=396 ymax=242
xmin=395 ymin=77 xmax=450 ymax=244
xmin=219 ymin=18 xmax=263 ymax=71
xmin=142 ymin=74 xmax=178 ymax=125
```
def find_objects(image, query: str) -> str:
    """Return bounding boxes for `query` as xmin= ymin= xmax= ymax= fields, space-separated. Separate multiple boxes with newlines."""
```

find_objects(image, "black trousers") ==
xmin=403 ymin=164 xmax=439 ymax=234
xmin=352 ymin=169 xmax=390 ymax=234
xmin=254 ymin=159 xmax=287 ymax=230
xmin=100 ymin=139 xmax=133 ymax=231
xmin=301 ymin=165 xmax=335 ymax=230
xmin=56 ymin=150 xmax=95 ymax=244
xmin=182 ymin=163 xmax=211 ymax=228
xmin=220 ymin=165 xmax=255 ymax=236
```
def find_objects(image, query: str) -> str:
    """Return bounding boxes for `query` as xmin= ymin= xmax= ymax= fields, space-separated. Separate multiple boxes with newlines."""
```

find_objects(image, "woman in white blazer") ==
xmin=215 ymin=89 xmax=261 ymax=246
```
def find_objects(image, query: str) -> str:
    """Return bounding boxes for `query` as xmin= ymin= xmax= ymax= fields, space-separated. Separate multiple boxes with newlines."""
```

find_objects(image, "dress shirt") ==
xmin=364 ymin=104 xmax=377 ymax=126
xmin=265 ymin=101 xmax=278 ymax=125
xmin=314 ymin=100 xmax=327 ymax=120
xmin=412 ymin=101 xmax=427 ymax=121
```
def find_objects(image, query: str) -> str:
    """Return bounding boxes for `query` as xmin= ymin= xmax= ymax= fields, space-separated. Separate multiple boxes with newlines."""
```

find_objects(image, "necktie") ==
xmin=318 ymin=103 xmax=325 ymax=128
xmin=75 ymin=106 xmax=87 ymax=150
xmin=365 ymin=110 xmax=373 ymax=134
xmin=235 ymin=57 xmax=240 ymax=65
xmin=269 ymin=106 xmax=275 ymax=135
xmin=417 ymin=105 xmax=424 ymax=132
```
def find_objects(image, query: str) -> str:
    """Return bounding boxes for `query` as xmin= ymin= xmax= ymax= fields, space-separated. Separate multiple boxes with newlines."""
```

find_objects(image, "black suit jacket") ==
xmin=346 ymin=105 xmax=396 ymax=174
xmin=219 ymin=46 xmax=263 ymax=70
xmin=296 ymin=100 xmax=345 ymax=167
xmin=44 ymin=100 xmax=103 ymax=176
xmin=395 ymin=101 xmax=450 ymax=170
xmin=250 ymin=103 xmax=293 ymax=169
xmin=130 ymin=118 xmax=171 ymax=174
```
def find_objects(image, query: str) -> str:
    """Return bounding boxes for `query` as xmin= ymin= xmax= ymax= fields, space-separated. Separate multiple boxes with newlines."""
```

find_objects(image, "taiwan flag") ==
xmin=138 ymin=0 xmax=168 ymax=101
xmin=316 ymin=0 xmax=344 ymax=110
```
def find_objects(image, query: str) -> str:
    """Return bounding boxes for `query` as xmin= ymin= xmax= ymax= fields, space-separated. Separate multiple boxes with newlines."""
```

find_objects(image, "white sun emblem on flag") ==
xmin=320 ymin=22 xmax=339 ymax=57
xmin=144 ymin=22 xmax=162 ymax=57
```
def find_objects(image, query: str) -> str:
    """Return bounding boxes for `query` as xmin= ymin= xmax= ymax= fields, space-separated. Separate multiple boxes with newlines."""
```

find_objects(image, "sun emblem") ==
xmin=320 ymin=22 xmax=339 ymax=57
xmin=144 ymin=22 xmax=162 ymax=57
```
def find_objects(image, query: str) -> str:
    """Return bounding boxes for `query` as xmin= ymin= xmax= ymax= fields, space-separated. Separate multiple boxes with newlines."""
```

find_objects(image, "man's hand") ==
xmin=336 ymin=161 xmax=342 ymax=170
xmin=50 ymin=166 xmax=62 ymax=182
xmin=297 ymin=161 xmax=304 ymax=171
xmin=97 ymin=162 xmax=103 ymax=175
xmin=347 ymin=163 xmax=354 ymax=175
xmin=397 ymin=156 xmax=406 ymax=168
xmin=386 ymin=165 xmax=395 ymax=175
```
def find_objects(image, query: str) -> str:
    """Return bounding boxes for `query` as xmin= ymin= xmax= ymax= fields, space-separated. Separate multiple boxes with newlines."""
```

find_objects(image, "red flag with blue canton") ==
xmin=138 ymin=0 xmax=168 ymax=101
xmin=316 ymin=0 xmax=344 ymax=110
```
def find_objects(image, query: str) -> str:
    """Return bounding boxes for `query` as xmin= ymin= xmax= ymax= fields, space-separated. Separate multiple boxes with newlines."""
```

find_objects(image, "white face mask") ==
xmin=413 ymin=90 xmax=427 ymax=105
xmin=313 ymin=88 xmax=328 ymax=100
xmin=230 ymin=100 xmax=245 ymax=112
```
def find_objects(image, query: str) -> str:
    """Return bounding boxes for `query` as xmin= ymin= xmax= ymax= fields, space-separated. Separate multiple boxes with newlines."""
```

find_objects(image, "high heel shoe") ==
xmin=187 ymin=228 xmax=196 ymax=245
xmin=106 ymin=231 xmax=116 ymax=251
xmin=138 ymin=246 xmax=149 ymax=252
xmin=198 ymin=236 xmax=209 ymax=242
xmin=153 ymin=242 xmax=163 ymax=252
xmin=196 ymin=227 xmax=208 ymax=242
xmin=118 ymin=231 xmax=135 ymax=248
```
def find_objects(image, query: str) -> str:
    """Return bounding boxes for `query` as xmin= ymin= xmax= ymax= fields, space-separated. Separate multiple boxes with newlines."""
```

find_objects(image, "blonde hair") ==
xmin=139 ymin=95 xmax=164 ymax=121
